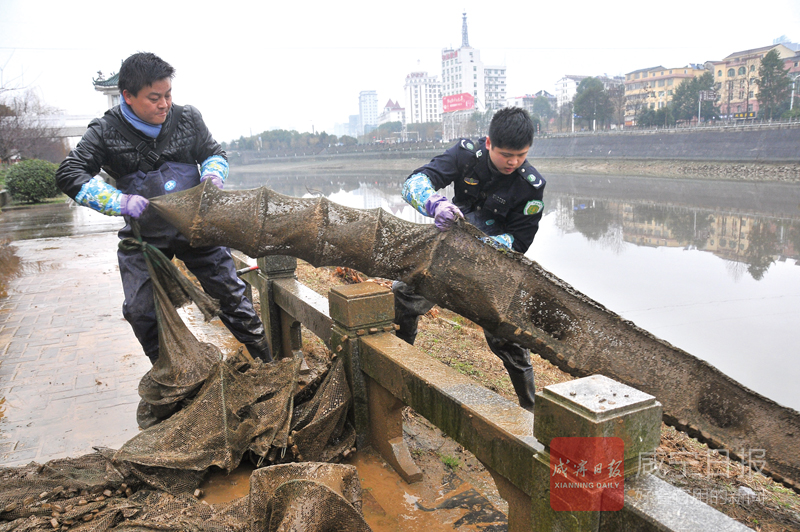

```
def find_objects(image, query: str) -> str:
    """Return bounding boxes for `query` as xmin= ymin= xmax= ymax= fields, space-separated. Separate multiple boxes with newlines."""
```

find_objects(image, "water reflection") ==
xmin=0 ymin=201 xmax=124 ymax=241
xmin=551 ymin=197 xmax=800 ymax=281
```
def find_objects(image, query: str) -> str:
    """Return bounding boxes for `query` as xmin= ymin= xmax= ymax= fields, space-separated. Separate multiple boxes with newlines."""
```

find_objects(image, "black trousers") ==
xmin=118 ymin=236 xmax=266 ymax=363
xmin=392 ymin=281 xmax=535 ymax=411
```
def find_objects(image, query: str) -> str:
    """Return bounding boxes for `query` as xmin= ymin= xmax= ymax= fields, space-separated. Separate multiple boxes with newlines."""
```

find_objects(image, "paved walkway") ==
xmin=0 ymin=231 xmax=150 ymax=466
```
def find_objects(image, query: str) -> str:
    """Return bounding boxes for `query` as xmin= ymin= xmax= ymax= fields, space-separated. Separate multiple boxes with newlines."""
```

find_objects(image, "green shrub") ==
xmin=5 ymin=159 xmax=61 ymax=203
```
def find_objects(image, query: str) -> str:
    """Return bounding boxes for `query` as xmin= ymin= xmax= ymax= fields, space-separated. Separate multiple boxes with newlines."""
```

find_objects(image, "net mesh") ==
xmin=0 ymin=232 xmax=369 ymax=531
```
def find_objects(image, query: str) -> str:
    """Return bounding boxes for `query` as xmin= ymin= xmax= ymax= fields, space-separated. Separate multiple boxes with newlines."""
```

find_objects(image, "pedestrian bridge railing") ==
xmin=232 ymin=253 xmax=752 ymax=532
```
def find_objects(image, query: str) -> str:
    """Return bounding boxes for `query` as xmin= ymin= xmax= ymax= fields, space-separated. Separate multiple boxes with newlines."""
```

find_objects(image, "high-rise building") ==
xmin=348 ymin=115 xmax=360 ymax=137
xmin=359 ymin=90 xmax=378 ymax=135
xmin=440 ymin=13 xmax=487 ymax=109
xmin=404 ymin=72 xmax=442 ymax=123
xmin=484 ymin=65 xmax=506 ymax=111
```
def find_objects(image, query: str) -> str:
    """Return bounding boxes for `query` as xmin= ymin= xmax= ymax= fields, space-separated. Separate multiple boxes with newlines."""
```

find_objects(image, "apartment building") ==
xmin=404 ymin=72 xmax=442 ymax=123
xmin=623 ymin=65 xmax=704 ymax=126
xmin=712 ymin=43 xmax=797 ymax=118
xmin=358 ymin=90 xmax=378 ymax=135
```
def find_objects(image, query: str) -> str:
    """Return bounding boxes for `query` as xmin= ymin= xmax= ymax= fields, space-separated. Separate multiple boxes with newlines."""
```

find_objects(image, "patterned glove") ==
xmin=480 ymin=233 xmax=514 ymax=250
xmin=201 ymin=175 xmax=224 ymax=189
xmin=424 ymin=194 xmax=463 ymax=231
xmin=120 ymin=194 xmax=149 ymax=218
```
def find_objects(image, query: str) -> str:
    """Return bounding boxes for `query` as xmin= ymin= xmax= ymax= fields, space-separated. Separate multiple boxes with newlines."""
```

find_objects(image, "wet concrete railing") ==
xmin=233 ymin=254 xmax=753 ymax=532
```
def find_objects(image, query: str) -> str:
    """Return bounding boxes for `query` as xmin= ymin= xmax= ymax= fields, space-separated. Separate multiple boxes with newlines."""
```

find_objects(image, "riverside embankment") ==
xmin=230 ymin=121 xmax=800 ymax=183
xmin=531 ymin=121 xmax=800 ymax=182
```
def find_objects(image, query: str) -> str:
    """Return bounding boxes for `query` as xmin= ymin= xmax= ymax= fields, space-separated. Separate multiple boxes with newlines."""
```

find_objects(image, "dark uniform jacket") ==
xmin=411 ymin=137 xmax=546 ymax=254
xmin=56 ymin=104 xmax=224 ymax=199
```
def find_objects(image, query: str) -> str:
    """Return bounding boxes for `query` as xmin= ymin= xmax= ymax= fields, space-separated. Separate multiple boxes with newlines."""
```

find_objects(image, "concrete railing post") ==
xmin=328 ymin=283 xmax=421 ymax=482
xmin=256 ymin=256 xmax=300 ymax=359
xmin=531 ymin=374 xmax=662 ymax=531
xmin=328 ymin=283 xmax=395 ymax=447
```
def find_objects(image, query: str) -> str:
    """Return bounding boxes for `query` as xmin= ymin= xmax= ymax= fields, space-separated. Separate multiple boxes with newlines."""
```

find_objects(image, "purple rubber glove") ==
xmin=120 ymin=194 xmax=149 ymax=218
xmin=425 ymin=194 xmax=463 ymax=231
xmin=201 ymin=175 xmax=224 ymax=189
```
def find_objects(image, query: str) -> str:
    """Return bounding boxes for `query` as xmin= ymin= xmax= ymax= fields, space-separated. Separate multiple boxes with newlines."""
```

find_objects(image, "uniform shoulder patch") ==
xmin=524 ymin=200 xmax=544 ymax=215
xmin=521 ymin=165 xmax=544 ymax=189
xmin=460 ymin=139 xmax=475 ymax=151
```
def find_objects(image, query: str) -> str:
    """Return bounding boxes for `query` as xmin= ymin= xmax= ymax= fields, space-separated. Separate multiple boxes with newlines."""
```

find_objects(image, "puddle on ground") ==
xmin=0 ymin=242 xmax=22 ymax=298
xmin=20 ymin=259 xmax=62 ymax=276
xmin=200 ymin=465 xmax=254 ymax=504
xmin=347 ymin=450 xmax=506 ymax=531
xmin=196 ymin=449 xmax=506 ymax=531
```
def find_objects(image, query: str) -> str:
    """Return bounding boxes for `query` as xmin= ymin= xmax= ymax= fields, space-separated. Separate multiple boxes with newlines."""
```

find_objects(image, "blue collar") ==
xmin=119 ymin=95 xmax=163 ymax=138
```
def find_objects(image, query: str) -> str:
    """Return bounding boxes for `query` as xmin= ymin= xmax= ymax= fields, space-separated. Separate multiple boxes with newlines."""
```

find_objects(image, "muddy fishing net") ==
xmin=0 ymin=224 xmax=368 ymax=531
xmin=0 ymin=456 xmax=368 ymax=532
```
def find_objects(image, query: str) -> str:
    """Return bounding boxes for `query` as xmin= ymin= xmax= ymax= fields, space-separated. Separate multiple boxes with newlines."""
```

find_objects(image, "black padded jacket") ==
xmin=56 ymin=104 xmax=225 ymax=199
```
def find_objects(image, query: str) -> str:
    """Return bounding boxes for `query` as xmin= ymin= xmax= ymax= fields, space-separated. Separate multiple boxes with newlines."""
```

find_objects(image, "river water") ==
xmin=1 ymin=169 xmax=798 ymax=411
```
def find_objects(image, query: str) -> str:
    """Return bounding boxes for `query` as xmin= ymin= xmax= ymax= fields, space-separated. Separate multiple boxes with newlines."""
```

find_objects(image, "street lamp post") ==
xmin=791 ymin=74 xmax=800 ymax=111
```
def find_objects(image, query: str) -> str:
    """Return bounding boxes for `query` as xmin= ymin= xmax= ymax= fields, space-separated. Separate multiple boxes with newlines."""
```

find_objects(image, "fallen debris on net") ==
xmin=0 ymin=230 xmax=369 ymax=531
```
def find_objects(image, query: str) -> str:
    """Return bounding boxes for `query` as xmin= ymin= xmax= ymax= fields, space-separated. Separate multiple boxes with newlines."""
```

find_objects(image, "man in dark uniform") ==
xmin=56 ymin=52 xmax=272 ymax=365
xmin=394 ymin=106 xmax=545 ymax=411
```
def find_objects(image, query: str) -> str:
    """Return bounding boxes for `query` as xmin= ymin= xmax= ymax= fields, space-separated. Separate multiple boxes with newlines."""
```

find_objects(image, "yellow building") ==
xmin=624 ymin=65 xmax=705 ymax=126
xmin=712 ymin=44 xmax=796 ymax=118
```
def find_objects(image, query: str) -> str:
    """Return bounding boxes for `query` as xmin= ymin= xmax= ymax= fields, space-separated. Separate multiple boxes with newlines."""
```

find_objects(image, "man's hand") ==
xmin=121 ymin=194 xmax=149 ymax=218
xmin=201 ymin=175 xmax=224 ymax=189
xmin=425 ymin=194 xmax=463 ymax=231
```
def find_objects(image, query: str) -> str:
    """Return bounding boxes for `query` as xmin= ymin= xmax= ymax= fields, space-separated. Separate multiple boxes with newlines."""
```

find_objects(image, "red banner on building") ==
xmin=443 ymin=93 xmax=475 ymax=113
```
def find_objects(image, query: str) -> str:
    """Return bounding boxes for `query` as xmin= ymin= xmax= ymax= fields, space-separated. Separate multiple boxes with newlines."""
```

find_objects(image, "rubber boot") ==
xmin=145 ymin=348 xmax=159 ymax=366
xmin=392 ymin=280 xmax=434 ymax=346
xmin=245 ymin=336 xmax=273 ymax=363
xmin=394 ymin=311 xmax=422 ymax=345
xmin=508 ymin=369 xmax=536 ymax=412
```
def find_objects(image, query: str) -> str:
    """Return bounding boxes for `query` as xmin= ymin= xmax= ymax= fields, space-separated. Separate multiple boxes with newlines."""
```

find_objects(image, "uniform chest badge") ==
xmin=464 ymin=177 xmax=479 ymax=186
xmin=524 ymin=200 xmax=544 ymax=215
xmin=164 ymin=180 xmax=177 ymax=191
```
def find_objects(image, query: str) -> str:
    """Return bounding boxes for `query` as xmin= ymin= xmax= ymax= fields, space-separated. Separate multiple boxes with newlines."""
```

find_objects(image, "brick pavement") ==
xmin=0 ymin=231 xmax=150 ymax=466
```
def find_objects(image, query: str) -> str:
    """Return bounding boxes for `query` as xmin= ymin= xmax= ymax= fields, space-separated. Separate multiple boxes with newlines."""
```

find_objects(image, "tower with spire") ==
xmin=461 ymin=12 xmax=469 ymax=48
xmin=439 ymin=12 xmax=508 ymax=139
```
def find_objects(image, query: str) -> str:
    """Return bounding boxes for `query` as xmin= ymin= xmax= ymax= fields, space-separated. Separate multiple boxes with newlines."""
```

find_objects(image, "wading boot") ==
xmin=246 ymin=337 xmax=273 ymax=363
xmin=509 ymin=370 xmax=536 ymax=413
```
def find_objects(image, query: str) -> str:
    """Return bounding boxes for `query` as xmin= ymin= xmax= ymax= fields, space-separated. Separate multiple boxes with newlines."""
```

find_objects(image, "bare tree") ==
xmin=608 ymin=85 xmax=626 ymax=128
xmin=0 ymin=90 xmax=67 ymax=164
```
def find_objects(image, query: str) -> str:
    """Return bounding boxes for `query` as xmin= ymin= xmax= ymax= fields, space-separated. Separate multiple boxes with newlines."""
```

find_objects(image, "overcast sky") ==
xmin=2 ymin=0 xmax=799 ymax=142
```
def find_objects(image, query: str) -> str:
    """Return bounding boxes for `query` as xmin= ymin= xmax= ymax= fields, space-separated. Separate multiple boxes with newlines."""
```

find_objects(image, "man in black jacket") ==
xmin=56 ymin=52 xmax=271 ymax=364
xmin=394 ymin=107 xmax=545 ymax=411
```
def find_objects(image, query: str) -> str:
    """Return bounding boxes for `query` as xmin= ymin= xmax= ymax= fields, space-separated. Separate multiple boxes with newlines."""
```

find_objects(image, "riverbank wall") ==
xmin=230 ymin=122 xmax=800 ymax=183
xmin=530 ymin=122 xmax=800 ymax=182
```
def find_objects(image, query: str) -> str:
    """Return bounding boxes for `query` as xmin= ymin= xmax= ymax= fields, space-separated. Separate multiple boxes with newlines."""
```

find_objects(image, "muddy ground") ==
xmin=295 ymin=262 xmax=800 ymax=532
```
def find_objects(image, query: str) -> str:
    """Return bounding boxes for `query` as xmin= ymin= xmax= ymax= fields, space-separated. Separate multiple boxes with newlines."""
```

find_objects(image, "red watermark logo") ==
xmin=549 ymin=437 xmax=624 ymax=511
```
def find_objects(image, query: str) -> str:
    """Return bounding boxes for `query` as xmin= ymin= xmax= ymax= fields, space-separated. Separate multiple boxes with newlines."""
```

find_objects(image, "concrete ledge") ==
xmin=273 ymin=278 xmax=333 ymax=345
xmin=359 ymin=333 xmax=542 ymax=496
xmin=603 ymin=474 xmax=754 ymax=531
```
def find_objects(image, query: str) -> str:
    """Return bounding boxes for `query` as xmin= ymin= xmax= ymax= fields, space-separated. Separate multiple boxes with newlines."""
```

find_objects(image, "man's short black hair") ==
xmin=488 ymin=107 xmax=534 ymax=150
xmin=118 ymin=52 xmax=175 ymax=97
